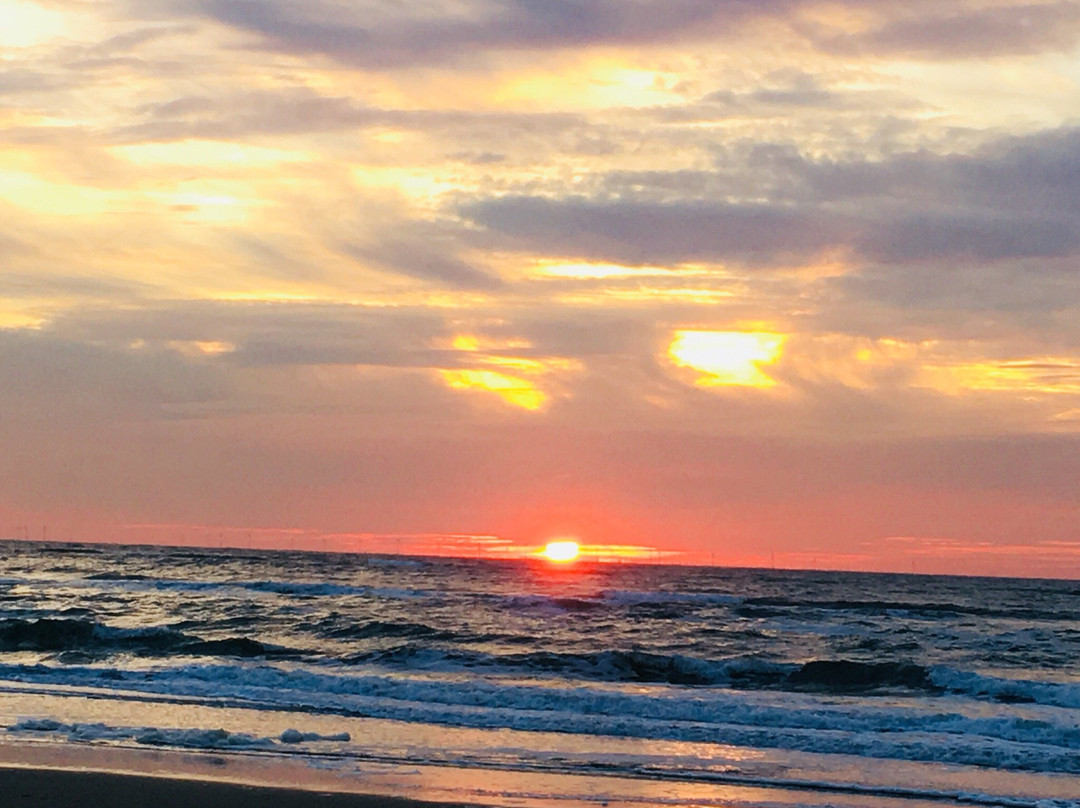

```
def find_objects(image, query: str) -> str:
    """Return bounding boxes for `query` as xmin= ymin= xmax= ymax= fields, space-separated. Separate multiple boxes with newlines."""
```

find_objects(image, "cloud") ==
xmin=144 ymin=0 xmax=1080 ymax=70
xmin=0 ymin=25 xmax=195 ymax=103
xmin=815 ymin=2 xmax=1080 ymax=59
xmin=117 ymin=89 xmax=378 ymax=141
xmin=337 ymin=227 xmax=504 ymax=290
xmin=462 ymin=196 xmax=847 ymax=265
xmin=837 ymin=259 xmax=1080 ymax=320
xmin=0 ymin=272 xmax=152 ymax=301
xmin=48 ymin=300 xmax=454 ymax=369
xmin=858 ymin=212 xmax=1080 ymax=264
xmin=798 ymin=127 xmax=1080 ymax=212
xmin=110 ymin=87 xmax=583 ymax=144
xmin=701 ymin=70 xmax=875 ymax=112
xmin=461 ymin=125 xmax=1080 ymax=276
xmin=175 ymin=0 xmax=779 ymax=68
xmin=0 ymin=329 xmax=228 ymax=423
xmin=0 ymin=68 xmax=68 ymax=96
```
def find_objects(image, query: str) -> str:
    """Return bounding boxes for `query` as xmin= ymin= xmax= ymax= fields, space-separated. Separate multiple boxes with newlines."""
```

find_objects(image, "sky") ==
xmin=2 ymin=0 xmax=1080 ymax=576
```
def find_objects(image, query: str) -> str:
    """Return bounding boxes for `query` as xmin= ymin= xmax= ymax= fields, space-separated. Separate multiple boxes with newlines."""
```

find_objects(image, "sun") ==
xmin=542 ymin=540 xmax=581 ymax=563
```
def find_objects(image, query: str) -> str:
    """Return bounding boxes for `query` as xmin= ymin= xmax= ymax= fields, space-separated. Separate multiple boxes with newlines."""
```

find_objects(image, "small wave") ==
xmin=740 ymin=597 xmax=1072 ymax=623
xmin=171 ymin=615 xmax=260 ymax=632
xmin=551 ymin=597 xmax=605 ymax=612
xmin=343 ymin=644 xmax=472 ymax=668
xmin=338 ymin=643 xmax=1058 ymax=704
xmin=366 ymin=557 xmax=425 ymax=568
xmin=566 ymin=649 xmax=787 ymax=686
xmin=38 ymin=546 xmax=102 ymax=555
xmin=163 ymin=551 xmax=241 ymax=563
xmin=344 ymin=643 xmax=792 ymax=686
xmin=71 ymin=575 xmax=432 ymax=600
xmin=601 ymin=590 xmax=743 ymax=607
xmin=316 ymin=619 xmax=463 ymax=642
xmin=0 ymin=618 xmax=294 ymax=659
xmin=85 ymin=572 xmax=153 ymax=581
xmin=245 ymin=580 xmax=375 ymax=597
xmin=493 ymin=590 xmax=740 ymax=614
xmin=786 ymin=660 xmax=935 ymax=693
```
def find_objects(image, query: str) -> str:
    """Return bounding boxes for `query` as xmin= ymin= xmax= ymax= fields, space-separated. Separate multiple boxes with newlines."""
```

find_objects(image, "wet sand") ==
xmin=0 ymin=767 xmax=477 ymax=808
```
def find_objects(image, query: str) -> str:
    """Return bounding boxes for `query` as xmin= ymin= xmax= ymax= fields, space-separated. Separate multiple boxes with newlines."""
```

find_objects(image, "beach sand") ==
xmin=2 ymin=731 xmax=1070 ymax=808
xmin=0 ymin=767 xmax=474 ymax=808
xmin=0 ymin=740 xmax=488 ymax=808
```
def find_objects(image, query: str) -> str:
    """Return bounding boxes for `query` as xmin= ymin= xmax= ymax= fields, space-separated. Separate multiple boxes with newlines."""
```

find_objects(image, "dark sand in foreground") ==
xmin=0 ymin=767 xmax=477 ymax=808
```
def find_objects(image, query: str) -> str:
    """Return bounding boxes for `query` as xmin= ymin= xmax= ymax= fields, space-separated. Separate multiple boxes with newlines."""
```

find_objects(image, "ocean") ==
xmin=0 ymin=540 xmax=1078 ymax=807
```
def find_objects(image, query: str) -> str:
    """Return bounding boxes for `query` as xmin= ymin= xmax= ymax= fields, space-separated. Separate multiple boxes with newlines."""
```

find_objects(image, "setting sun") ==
xmin=542 ymin=540 xmax=581 ymax=563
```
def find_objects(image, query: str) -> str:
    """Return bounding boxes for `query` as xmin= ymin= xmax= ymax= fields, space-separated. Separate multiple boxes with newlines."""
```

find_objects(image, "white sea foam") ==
xmin=280 ymin=728 xmax=351 ymax=743
xmin=9 ymin=717 xmax=352 ymax=749
xmin=10 ymin=718 xmax=275 ymax=748
xmin=930 ymin=667 xmax=1080 ymax=710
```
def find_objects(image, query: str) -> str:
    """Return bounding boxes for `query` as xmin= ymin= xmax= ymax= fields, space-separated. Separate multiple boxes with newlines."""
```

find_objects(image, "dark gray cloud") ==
xmin=798 ymin=127 xmax=1080 ymax=211
xmin=462 ymin=126 xmax=1080 ymax=274
xmin=858 ymin=213 xmax=1080 ymax=264
xmin=462 ymin=196 xmax=847 ymax=265
xmin=180 ymin=0 xmax=781 ymax=68
xmin=737 ymin=130 xmax=1077 ymax=272
xmin=141 ymin=0 xmax=1075 ymax=68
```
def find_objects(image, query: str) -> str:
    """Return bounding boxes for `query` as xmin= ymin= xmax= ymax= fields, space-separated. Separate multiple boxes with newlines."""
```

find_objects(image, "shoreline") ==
xmin=0 ymin=766 xmax=475 ymax=808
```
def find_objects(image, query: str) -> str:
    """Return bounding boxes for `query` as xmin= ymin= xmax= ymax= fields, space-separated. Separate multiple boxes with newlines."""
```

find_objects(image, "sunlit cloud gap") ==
xmin=669 ymin=330 xmax=785 ymax=387
xmin=439 ymin=369 xmax=548 ymax=410
xmin=0 ymin=0 xmax=68 ymax=47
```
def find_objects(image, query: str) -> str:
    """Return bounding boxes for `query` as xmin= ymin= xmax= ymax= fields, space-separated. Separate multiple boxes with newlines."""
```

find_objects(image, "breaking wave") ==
xmin=0 ymin=618 xmax=295 ymax=659
xmin=738 ymin=596 xmax=1074 ymax=623
xmin=3 ymin=660 xmax=1080 ymax=774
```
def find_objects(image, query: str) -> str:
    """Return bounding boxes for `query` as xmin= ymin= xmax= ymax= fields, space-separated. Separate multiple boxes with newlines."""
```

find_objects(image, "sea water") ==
xmin=0 ymin=540 xmax=1078 ymax=806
